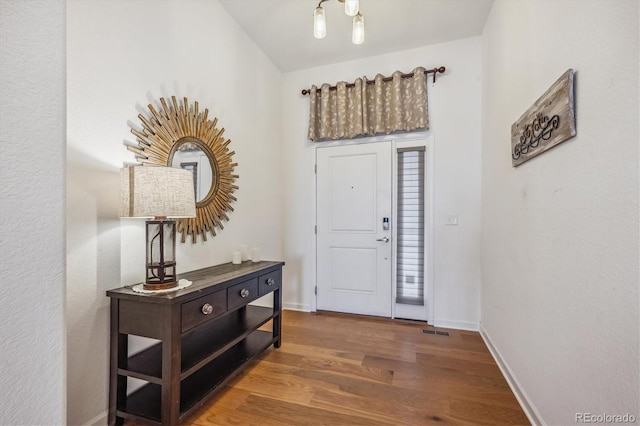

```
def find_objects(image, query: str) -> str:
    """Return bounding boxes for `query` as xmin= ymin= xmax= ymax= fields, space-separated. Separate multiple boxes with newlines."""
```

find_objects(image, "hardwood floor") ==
xmin=134 ymin=310 xmax=529 ymax=425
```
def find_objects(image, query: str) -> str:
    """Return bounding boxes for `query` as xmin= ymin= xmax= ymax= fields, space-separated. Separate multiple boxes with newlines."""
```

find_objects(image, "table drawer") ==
xmin=227 ymin=278 xmax=258 ymax=310
xmin=258 ymin=269 xmax=281 ymax=296
xmin=181 ymin=289 xmax=226 ymax=332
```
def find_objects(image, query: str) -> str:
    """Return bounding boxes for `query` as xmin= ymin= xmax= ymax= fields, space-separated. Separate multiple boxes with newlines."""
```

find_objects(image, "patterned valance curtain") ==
xmin=308 ymin=66 xmax=429 ymax=142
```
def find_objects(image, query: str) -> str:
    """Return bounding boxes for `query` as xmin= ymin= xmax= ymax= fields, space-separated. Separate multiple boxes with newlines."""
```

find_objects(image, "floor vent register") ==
xmin=422 ymin=329 xmax=450 ymax=337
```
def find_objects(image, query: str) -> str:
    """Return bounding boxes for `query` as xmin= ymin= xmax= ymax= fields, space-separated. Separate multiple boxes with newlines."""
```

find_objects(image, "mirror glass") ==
xmin=170 ymin=141 xmax=213 ymax=203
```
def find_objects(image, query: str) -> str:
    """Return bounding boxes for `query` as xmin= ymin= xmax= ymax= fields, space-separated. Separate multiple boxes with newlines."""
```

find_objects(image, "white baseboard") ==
xmin=479 ymin=324 xmax=544 ymax=426
xmin=283 ymin=303 xmax=311 ymax=312
xmin=433 ymin=318 xmax=479 ymax=331
xmin=83 ymin=410 xmax=107 ymax=426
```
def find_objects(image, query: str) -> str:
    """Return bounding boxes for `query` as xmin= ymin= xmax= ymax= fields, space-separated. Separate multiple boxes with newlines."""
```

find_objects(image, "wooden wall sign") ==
xmin=511 ymin=69 xmax=576 ymax=167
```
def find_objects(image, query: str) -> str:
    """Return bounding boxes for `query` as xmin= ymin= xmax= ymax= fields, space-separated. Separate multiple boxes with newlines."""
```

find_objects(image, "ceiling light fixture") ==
xmin=314 ymin=0 xmax=364 ymax=45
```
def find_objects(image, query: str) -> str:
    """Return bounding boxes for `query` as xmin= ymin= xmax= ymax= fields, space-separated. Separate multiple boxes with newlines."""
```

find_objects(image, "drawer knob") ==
xmin=201 ymin=303 xmax=214 ymax=315
xmin=240 ymin=288 xmax=250 ymax=298
xmin=266 ymin=278 xmax=275 ymax=286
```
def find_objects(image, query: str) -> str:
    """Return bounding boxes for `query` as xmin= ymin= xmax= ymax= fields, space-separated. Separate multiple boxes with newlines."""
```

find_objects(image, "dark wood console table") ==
xmin=107 ymin=261 xmax=284 ymax=425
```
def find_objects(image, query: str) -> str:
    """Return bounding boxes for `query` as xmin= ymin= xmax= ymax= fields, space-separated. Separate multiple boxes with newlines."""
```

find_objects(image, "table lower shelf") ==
xmin=119 ymin=306 xmax=277 ymax=383
xmin=117 ymin=329 xmax=276 ymax=423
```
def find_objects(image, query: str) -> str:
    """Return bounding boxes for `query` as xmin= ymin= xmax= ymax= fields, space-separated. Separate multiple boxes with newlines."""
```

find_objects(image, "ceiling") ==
xmin=218 ymin=0 xmax=494 ymax=72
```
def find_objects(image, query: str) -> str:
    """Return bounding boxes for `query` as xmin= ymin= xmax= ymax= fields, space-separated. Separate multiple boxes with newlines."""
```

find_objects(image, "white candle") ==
xmin=240 ymin=244 xmax=249 ymax=262
xmin=232 ymin=251 xmax=242 ymax=265
xmin=251 ymin=247 xmax=261 ymax=263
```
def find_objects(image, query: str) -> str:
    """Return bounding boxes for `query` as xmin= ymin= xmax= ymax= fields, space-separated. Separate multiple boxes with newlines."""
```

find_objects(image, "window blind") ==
xmin=396 ymin=147 xmax=425 ymax=305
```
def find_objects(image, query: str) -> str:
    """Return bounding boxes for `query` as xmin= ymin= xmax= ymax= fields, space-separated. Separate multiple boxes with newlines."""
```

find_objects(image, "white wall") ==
xmin=282 ymin=37 xmax=482 ymax=330
xmin=0 ymin=1 xmax=66 ymax=424
xmin=66 ymin=1 xmax=283 ymax=424
xmin=480 ymin=1 xmax=639 ymax=424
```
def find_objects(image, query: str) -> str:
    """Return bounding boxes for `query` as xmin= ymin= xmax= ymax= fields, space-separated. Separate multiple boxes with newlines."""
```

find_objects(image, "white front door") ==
xmin=316 ymin=142 xmax=392 ymax=317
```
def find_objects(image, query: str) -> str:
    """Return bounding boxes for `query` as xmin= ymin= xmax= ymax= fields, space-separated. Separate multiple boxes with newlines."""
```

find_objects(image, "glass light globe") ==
xmin=344 ymin=0 xmax=359 ymax=16
xmin=352 ymin=13 xmax=365 ymax=45
xmin=314 ymin=6 xmax=326 ymax=39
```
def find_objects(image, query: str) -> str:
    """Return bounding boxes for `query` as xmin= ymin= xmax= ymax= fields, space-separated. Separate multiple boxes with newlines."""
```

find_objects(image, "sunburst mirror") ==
xmin=127 ymin=96 xmax=238 ymax=243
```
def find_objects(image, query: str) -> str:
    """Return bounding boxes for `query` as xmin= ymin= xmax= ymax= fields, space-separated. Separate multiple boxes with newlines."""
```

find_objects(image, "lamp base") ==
xmin=145 ymin=218 xmax=178 ymax=291
xmin=143 ymin=280 xmax=178 ymax=291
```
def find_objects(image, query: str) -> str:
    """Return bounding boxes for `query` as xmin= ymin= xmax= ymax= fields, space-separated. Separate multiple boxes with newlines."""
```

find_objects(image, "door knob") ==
xmin=376 ymin=236 xmax=390 ymax=242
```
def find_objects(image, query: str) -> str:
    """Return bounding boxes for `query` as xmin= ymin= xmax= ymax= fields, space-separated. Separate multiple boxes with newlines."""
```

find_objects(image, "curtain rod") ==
xmin=300 ymin=66 xmax=446 ymax=95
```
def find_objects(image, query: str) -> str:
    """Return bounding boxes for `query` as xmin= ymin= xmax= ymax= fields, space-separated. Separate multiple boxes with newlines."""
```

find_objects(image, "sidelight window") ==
xmin=396 ymin=147 xmax=425 ymax=305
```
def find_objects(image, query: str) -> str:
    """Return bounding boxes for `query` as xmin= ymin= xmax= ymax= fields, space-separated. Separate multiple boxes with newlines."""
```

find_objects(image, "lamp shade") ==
xmin=120 ymin=166 xmax=197 ymax=218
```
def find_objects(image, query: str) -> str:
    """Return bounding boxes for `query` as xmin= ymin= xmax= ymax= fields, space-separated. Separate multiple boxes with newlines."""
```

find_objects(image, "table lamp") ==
xmin=120 ymin=165 xmax=196 ymax=290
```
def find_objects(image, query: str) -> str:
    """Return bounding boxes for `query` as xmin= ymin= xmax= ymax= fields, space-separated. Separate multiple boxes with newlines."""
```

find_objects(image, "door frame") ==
xmin=311 ymin=131 xmax=434 ymax=324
